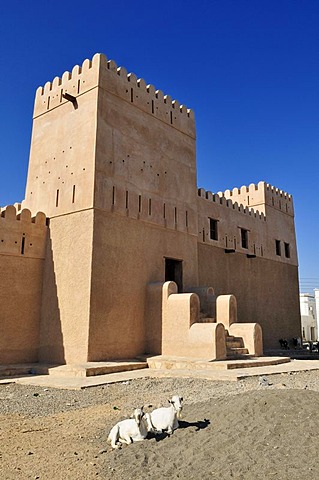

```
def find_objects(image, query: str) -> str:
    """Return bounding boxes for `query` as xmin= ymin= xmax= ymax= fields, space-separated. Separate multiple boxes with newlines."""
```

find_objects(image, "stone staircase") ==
xmin=226 ymin=332 xmax=250 ymax=358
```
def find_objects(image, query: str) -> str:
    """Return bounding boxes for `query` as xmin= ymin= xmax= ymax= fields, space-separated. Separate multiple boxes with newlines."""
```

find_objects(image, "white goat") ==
xmin=149 ymin=395 xmax=183 ymax=435
xmin=107 ymin=407 xmax=153 ymax=449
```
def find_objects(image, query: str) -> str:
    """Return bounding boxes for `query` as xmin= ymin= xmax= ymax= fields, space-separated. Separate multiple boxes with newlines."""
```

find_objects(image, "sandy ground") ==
xmin=1 ymin=371 xmax=319 ymax=479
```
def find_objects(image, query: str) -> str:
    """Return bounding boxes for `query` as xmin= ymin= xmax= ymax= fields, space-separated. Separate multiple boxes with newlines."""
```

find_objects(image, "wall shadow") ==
xmin=38 ymin=227 xmax=65 ymax=363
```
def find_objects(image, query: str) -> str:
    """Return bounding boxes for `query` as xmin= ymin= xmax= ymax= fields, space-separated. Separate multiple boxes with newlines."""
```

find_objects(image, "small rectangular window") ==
xmin=284 ymin=242 xmax=290 ymax=258
xmin=275 ymin=240 xmax=281 ymax=256
xmin=210 ymin=219 xmax=218 ymax=241
xmin=241 ymin=228 xmax=248 ymax=249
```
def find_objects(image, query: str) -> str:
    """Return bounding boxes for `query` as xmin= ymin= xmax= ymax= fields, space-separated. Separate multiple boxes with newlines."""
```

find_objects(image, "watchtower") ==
xmin=24 ymin=54 xmax=199 ymax=363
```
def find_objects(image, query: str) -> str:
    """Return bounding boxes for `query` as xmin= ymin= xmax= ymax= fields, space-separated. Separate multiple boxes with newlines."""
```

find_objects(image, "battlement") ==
xmin=33 ymin=53 xmax=195 ymax=137
xmin=33 ymin=54 xmax=100 ymax=117
xmin=204 ymin=181 xmax=294 ymax=216
xmin=0 ymin=205 xmax=47 ymax=258
xmin=197 ymin=187 xmax=266 ymax=221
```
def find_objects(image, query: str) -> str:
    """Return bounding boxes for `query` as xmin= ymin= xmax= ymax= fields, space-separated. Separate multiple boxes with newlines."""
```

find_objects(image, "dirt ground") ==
xmin=1 ymin=370 xmax=319 ymax=480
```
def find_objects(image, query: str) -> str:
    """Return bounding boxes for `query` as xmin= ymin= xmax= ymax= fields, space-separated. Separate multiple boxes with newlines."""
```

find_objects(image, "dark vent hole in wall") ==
xmin=112 ymin=186 xmax=115 ymax=205
xmin=72 ymin=185 xmax=76 ymax=204
xmin=138 ymin=195 xmax=142 ymax=213
xmin=56 ymin=189 xmax=59 ymax=207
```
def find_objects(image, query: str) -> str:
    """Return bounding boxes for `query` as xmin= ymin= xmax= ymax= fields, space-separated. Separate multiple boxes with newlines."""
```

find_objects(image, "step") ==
xmin=0 ymin=363 xmax=51 ymax=377
xmin=226 ymin=340 xmax=245 ymax=348
xmin=47 ymin=361 xmax=148 ymax=378
xmin=0 ymin=360 xmax=148 ymax=378
xmin=226 ymin=347 xmax=249 ymax=356
xmin=145 ymin=355 xmax=291 ymax=371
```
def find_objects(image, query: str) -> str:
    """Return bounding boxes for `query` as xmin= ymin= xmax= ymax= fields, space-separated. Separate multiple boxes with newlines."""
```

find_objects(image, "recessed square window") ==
xmin=275 ymin=240 xmax=281 ymax=256
xmin=241 ymin=228 xmax=248 ymax=249
xmin=284 ymin=242 xmax=290 ymax=258
xmin=209 ymin=218 xmax=218 ymax=241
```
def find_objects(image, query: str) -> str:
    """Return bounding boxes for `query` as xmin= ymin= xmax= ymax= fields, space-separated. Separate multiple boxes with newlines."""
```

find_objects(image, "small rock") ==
xmin=259 ymin=376 xmax=271 ymax=386
xmin=98 ymin=448 xmax=108 ymax=455
xmin=27 ymin=451 xmax=33 ymax=455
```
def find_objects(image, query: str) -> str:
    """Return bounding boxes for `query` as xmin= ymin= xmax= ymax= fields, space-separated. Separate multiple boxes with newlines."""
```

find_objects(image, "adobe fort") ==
xmin=0 ymin=53 xmax=301 ymax=366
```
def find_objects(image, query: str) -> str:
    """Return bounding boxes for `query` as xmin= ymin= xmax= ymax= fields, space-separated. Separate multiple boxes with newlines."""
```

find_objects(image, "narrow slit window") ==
xmin=163 ymin=203 xmax=166 ymax=219
xmin=56 ymin=189 xmax=59 ymax=207
xmin=112 ymin=186 xmax=115 ymax=205
xmin=21 ymin=236 xmax=25 ymax=255
xmin=47 ymin=96 xmax=50 ymax=110
xmin=72 ymin=185 xmax=76 ymax=204
xmin=148 ymin=198 xmax=152 ymax=216
xmin=170 ymin=111 xmax=173 ymax=124
xmin=209 ymin=218 xmax=218 ymax=241
xmin=77 ymin=79 xmax=80 ymax=94
xmin=138 ymin=195 xmax=142 ymax=213
xmin=131 ymin=88 xmax=134 ymax=103
xmin=174 ymin=207 xmax=177 ymax=224
xmin=202 ymin=229 xmax=205 ymax=242
xmin=152 ymin=100 xmax=154 ymax=114
xmin=284 ymin=242 xmax=290 ymax=258
xmin=241 ymin=228 xmax=248 ymax=249
xmin=185 ymin=211 xmax=188 ymax=227
xmin=125 ymin=190 xmax=129 ymax=209
xmin=275 ymin=240 xmax=281 ymax=256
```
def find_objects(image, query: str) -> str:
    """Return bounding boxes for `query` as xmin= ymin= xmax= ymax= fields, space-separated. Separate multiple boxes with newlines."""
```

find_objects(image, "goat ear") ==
xmin=180 ymin=397 xmax=183 ymax=402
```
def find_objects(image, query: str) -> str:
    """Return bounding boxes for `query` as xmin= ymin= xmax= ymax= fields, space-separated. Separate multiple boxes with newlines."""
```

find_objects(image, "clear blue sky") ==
xmin=0 ymin=0 xmax=318 ymax=291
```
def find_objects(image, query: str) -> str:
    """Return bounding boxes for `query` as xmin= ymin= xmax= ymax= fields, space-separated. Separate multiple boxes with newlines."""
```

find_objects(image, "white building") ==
xmin=300 ymin=290 xmax=319 ymax=341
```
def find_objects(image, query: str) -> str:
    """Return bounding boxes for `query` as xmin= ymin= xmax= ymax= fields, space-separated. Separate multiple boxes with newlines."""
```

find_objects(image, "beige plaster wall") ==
xmin=94 ymin=60 xmax=198 ymax=236
xmin=88 ymin=211 xmax=199 ymax=360
xmin=38 ymin=210 xmax=94 ymax=364
xmin=0 ymin=256 xmax=44 ymax=363
xmin=197 ymin=188 xmax=298 ymax=265
xmin=198 ymin=243 xmax=301 ymax=348
xmin=0 ymin=206 xmax=47 ymax=364
xmin=24 ymin=71 xmax=99 ymax=218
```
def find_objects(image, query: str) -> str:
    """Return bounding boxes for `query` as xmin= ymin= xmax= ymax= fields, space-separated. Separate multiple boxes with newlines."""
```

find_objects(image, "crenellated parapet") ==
xmin=33 ymin=55 xmax=100 ymax=117
xmin=0 ymin=205 xmax=47 ymax=258
xmin=213 ymin=181 xmax=294 ymax=216
xmin=33 ymin=53 xmax=195 ymax=138
xmin=197 ymin=187 xmax=266 ymax=220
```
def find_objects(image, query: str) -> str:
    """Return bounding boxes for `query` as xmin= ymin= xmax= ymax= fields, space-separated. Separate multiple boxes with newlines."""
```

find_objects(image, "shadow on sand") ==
xmin=148 ymin=418 xmax=210 ymax=442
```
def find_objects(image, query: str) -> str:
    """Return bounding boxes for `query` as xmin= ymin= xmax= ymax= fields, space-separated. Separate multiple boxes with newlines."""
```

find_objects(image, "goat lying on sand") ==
xmin=108 ymin=407 xmax=153 ymax=449
xmin=149 ymin=395 xmax=183 ymax=435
